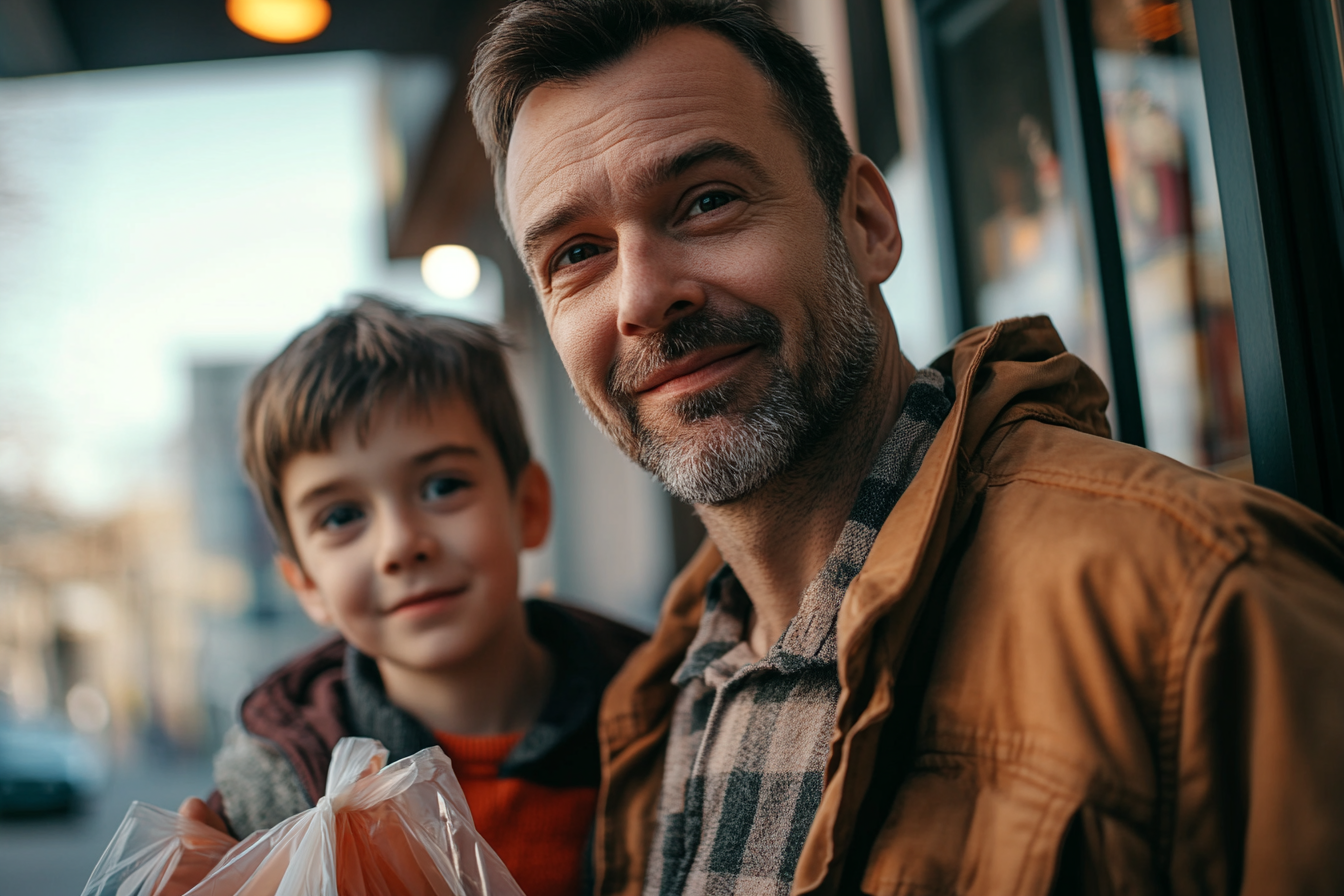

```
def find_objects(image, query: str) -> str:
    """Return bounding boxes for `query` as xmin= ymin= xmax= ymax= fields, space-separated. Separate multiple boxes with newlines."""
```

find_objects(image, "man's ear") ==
xmin=516 ymin=461 xmax=552 ymax=550
xmin=841 ymin=154 xmax=903 ymax=288
xmin=276 ymin=554 xmax=332 ymax=627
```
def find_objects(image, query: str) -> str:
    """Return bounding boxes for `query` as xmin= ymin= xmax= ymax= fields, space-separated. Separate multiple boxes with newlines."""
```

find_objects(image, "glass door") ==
xmin=924 ymin=0 xmax=1112 ymax=397
xmin=1090 ymin=0 xmax=1251 ymax=475
xmin=918 ymin=0 xmax=1254 ymax=474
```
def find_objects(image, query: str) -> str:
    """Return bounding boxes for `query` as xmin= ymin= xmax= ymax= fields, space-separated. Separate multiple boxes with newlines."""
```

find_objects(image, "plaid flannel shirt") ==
xmin=644 ymin=368 xmax=954 ymax=896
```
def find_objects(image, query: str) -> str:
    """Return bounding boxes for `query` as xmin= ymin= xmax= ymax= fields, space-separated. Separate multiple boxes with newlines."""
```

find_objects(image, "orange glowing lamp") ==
xmin=227 ymin=0 xmax=331 ymax=44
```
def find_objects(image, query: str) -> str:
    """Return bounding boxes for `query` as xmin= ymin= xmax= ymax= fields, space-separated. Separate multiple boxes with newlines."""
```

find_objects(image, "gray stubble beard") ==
xmin=595 ymin=223 xmax=880 ymax=506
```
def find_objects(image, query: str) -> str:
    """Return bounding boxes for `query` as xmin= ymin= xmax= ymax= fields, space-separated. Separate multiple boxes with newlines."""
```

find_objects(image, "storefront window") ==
xmin=936 ymin=0 xmax=1112 ymax=392
xmin=1335 ymin=0 xmax=1344 ymax=83
xmin=1091 ymin=0 xmax=1251 ymax=475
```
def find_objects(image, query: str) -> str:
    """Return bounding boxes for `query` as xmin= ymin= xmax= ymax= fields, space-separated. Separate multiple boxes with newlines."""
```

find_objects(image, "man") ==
xmin=467 ymin=2 xmax=1344 ymax=894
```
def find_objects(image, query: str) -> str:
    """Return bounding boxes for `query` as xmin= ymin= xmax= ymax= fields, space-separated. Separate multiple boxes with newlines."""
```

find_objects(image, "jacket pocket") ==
xmin=1051 ymin=805 xmax=1157 ymax=896
xmin=858 ymin=755 xmax=1082 ymax=896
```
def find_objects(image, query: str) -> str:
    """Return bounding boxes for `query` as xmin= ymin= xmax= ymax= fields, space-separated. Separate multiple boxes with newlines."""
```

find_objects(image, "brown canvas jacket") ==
xmin=594 ymin=316 xmax=1344 ymax=896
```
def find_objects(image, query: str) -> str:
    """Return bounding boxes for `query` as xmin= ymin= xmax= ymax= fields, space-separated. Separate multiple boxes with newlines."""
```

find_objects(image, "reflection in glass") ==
xmin=937 ymin=0 xmax=1112 ymax=395
xmin=1335 ymin=0 xmax=1344 ymax=84
xmin=1092 ymin=0 xmax=1251 ymax=474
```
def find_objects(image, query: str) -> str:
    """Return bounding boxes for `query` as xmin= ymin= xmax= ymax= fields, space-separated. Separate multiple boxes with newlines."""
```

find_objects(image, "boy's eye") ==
xmin=319 ymin=505 xmax=363 ymax=530
xmin=423 ymin=476 xmax=469 ymax=501
xmin=554 ymin=243 xmax=604 ymax=271
xmin=687 ymin=190 xmax=737 ymax=217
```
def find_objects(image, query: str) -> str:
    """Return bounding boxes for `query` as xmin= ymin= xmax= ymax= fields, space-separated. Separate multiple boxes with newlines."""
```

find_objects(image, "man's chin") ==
xmin=635 ymin=414 xmax=798 ymax=506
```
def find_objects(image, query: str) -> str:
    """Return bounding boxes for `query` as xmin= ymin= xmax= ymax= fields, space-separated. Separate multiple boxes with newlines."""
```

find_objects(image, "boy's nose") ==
xmin=377 ymin=511 xmax=438 ymax=574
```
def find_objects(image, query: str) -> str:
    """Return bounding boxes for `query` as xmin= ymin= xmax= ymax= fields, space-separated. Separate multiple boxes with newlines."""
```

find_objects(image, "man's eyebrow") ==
xmin=522 ymin=199 xmax=595 ymax=270
xmin=520 ymin=139 xmax=777 ymax=270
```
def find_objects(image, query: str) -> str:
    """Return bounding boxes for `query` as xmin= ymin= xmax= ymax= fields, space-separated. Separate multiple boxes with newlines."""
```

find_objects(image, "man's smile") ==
xmin=635 ymin=344 xmax=759 ymax=399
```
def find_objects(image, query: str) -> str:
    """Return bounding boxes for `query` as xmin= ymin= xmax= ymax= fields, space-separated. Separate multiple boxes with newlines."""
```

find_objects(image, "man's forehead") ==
xmin=503 ymin=28 xmax=782 ymax=225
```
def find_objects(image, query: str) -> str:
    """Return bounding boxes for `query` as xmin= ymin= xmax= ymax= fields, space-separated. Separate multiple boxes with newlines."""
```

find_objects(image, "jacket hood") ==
xmin=832 ymin=315 xmax=1114 ymax=688
xmin=933 ymin=315 xmax=1112 ymax=447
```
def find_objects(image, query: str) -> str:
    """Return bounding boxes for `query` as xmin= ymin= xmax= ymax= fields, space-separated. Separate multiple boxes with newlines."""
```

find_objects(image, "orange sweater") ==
xmin=435 ymin=731 xmax=597 ymax=896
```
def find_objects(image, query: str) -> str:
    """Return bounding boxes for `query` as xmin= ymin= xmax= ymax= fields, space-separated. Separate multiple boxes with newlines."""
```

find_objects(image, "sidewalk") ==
xmin=0 ymin=748 xmax=215 ymax=894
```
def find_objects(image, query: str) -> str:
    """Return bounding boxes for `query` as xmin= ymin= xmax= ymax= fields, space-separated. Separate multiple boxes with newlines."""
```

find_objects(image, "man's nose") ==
xmin=615 ymin=239 xmax=705 ymax=337
xmin=376 ymin=506 xmax=437 ymax=575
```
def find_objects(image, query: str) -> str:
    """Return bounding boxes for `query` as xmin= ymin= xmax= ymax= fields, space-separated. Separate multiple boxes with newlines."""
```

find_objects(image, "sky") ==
xmin=0 ymin=52 xmax=500 ymax=517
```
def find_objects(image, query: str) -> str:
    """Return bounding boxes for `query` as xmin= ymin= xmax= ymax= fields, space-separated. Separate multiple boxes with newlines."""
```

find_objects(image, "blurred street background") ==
xmin=5 ymin=0 xmax=1339 ymax=889
xmin=0 ymin=748 xmax=213 ymax=894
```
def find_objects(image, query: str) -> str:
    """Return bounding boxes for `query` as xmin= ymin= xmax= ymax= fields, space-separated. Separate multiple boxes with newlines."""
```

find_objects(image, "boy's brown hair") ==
xmin=240 ymin=295 xmax=531 ymax=560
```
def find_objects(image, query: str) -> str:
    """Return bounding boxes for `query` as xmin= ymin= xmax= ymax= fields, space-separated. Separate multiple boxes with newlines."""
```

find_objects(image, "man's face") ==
xmin=506 ymin=27 xmax=878 ymax=504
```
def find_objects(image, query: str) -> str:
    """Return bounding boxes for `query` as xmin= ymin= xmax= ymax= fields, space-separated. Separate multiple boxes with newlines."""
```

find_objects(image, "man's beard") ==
xmin=594 ymin=223 xmax=880 ymax=506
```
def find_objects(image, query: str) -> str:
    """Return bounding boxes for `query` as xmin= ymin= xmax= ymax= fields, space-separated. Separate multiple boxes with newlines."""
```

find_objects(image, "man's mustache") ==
xmin=606 ymin=306 xmax=783 ymax=401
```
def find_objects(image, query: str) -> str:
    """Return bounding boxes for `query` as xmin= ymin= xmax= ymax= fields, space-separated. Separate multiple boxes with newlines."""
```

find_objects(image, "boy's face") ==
xmin=276 ymin=396 xmax=549 ymax=677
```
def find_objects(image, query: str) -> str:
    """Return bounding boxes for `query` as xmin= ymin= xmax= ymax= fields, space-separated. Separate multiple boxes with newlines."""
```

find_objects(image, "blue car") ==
xmin=0 ymin=702 xmax=106 ymax=815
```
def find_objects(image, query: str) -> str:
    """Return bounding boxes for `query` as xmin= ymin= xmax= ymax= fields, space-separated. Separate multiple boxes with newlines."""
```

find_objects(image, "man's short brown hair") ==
xmin=240 ymin=295 xmax=531 ymax=560
xmin=468 ymin=0 xmax=853 ymax=237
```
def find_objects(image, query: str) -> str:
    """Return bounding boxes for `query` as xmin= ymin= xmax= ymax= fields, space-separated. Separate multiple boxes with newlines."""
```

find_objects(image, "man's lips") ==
xmin=634 ymin=344 xmax=756 ymax=397
xmin=385 ymin=586 xmax=467 ymax=615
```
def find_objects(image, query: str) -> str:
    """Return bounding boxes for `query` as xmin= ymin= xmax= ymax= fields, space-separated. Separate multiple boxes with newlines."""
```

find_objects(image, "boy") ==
xmin=182 ymin=296 xmax=645 ymax=896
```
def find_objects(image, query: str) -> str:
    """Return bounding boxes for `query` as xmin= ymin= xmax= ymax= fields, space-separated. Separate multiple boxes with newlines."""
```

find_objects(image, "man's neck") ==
xmin=376 ymin=605 xmax=553 ymax=736
xmin=696 ymin=315 xmax=917 ymax=658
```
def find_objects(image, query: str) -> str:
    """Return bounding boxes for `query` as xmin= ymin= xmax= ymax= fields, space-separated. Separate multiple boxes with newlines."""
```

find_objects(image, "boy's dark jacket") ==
xmin=209 ymin=599 xmax=646 ymax=838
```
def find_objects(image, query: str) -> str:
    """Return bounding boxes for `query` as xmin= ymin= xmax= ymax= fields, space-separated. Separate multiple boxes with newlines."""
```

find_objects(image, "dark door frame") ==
xmin=1190 ymin=0 xmax=1344 ymax=522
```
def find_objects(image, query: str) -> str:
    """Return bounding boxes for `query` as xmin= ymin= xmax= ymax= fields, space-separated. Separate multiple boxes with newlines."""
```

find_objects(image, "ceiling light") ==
xmin=227 ymin=0 xmax=331 ymax=44
xmin=421 ymin=245 xmax=482 ymax=299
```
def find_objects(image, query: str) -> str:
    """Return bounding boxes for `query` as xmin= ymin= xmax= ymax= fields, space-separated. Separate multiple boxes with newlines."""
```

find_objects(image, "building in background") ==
xmin=0 ymin=486 xmax=250 ymax=754
xmin=188 ymin=362 xmax=324 ymax=747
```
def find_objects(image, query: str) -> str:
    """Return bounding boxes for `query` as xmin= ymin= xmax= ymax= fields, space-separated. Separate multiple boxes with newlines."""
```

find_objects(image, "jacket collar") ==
xmin=346 ymin=598 xmax=616 ymax=787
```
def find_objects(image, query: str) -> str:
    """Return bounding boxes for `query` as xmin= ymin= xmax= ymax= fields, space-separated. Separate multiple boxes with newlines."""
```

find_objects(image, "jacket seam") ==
xmin=912 ymin=738 xmax=1150 ymax=819
xmin=983 ymin=470 xmax=1242 ymax=563
xmin=1154 ymin=547 xmax=1244 ymax=878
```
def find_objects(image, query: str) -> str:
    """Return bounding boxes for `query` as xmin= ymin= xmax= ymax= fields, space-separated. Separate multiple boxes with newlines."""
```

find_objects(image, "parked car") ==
xmin=0 ymin=701 xmax=106 ymax=815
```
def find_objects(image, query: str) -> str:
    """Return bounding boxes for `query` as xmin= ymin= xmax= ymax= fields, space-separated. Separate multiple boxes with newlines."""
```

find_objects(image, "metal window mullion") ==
xmin=1038 ymin=0 xmax=1146 ymax=446
xmin=915 ymin=0 xmax=973 ymax=341
xmin=1187 ymin=0 xmax=1317 ymax=505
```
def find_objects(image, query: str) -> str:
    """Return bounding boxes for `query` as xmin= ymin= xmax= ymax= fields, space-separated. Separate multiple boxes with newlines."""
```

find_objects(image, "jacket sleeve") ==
xmin=212 ymin=724 xmax=314 ymax=838
xmin=1171 ymin=536 xmax=1344 ymax=894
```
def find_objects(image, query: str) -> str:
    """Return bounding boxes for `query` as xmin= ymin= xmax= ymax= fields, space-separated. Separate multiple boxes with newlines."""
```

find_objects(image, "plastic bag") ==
xmin=79 ymin=801 xmax=238 ymax=896
xmin=83 ymin=737 xmax=526 ymax=896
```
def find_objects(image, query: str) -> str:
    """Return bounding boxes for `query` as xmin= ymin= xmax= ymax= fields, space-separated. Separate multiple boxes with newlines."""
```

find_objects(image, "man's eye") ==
xmin=554 ymin=243 xmax=604 ymax=270
xmin=688 ymin=191 xmax=737 ymax=217
xmin=319 ymin=505 xmax=363 ymax=530
xmin=423 ymin=476 xmax=469 ymax=501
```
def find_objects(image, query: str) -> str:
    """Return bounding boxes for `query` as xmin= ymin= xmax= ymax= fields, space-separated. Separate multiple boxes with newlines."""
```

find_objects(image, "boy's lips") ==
xmin=386 ymin=586 xmax=468 ymax=615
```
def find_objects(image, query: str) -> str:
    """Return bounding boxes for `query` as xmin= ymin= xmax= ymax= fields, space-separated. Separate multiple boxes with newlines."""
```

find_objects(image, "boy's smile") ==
xmin=276 ymin=395 xmax=550 ymax=683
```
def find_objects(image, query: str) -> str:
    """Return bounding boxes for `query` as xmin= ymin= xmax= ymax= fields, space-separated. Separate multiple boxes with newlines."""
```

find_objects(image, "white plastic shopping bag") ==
xmin=82 ymin=737 xmax=527 ymax=896
xmin=78 ymin=801 xmax=237 ymax=896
